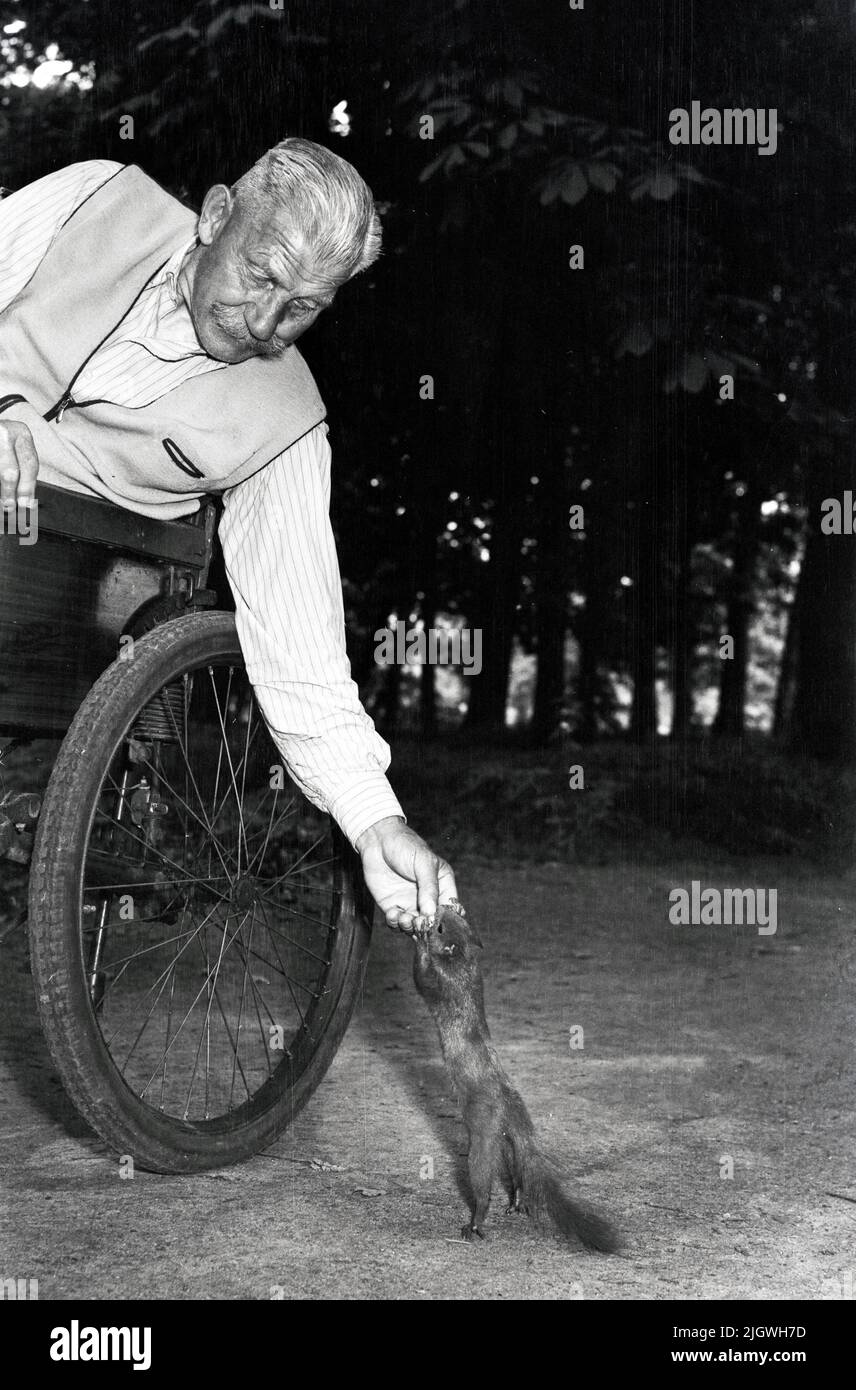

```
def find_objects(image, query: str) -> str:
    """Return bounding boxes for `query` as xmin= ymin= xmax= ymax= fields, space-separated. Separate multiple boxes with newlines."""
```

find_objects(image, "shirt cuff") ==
xmin=326 ymin=771 xmax=407 ymax=850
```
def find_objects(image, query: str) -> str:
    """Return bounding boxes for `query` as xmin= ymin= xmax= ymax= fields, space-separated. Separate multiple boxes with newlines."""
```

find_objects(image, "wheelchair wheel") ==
xmin=28 ymin=611 xmax=373 ymax=1173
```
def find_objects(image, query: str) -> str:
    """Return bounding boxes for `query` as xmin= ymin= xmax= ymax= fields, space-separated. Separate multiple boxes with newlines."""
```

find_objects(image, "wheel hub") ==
xmin=231 ymin=875 xmax=258 ymax=911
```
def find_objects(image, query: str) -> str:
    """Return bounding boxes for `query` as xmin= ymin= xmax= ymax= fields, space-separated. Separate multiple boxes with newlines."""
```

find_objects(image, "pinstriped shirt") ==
xmin=0 ymin=160 xmax=404 ymax=847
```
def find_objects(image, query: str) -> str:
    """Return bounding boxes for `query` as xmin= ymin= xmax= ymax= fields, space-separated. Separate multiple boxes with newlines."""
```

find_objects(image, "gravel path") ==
xmin=1 ymin=855 xmax=854 ymax=1300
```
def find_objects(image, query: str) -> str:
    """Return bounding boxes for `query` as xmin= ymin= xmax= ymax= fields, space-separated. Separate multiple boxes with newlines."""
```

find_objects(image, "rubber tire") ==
xmin=28 ymin=611 xmax=372 ymax=1173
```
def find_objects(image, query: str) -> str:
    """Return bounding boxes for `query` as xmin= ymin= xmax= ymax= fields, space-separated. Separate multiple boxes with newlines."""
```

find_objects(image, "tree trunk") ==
xmin=669 ymin=463 xmax=695 ymax=741
xmin=530 ymin=423 xmax=569 ymax=744
xmin=419 ymin=590 xmax=438 ymax=740
xmin=773 ymin=584 xmax=799 ymax=739
xmin=373 ymin=661 xmax=402 ymax=738
xmin=713 ymin=494 xmax=757 ymax=739
xmin=790 ymin=446 xmax=856 ymax=760
xmin=670 ymin=564 xmax=694 ymax=740
xmin=575 ymin=570 xmax=605 ymax=742
xmin=463 ymin=289 xmax=535 ymax=736
xmin=629 ymin=420 xmax=658 ymax=744
xmin=789 ymin=277 xmax=856 ymax=759
xmin=464 ymin=495 xmax=523 ymax=734
xmin=629 ymin=541 xmax=657 ymax=741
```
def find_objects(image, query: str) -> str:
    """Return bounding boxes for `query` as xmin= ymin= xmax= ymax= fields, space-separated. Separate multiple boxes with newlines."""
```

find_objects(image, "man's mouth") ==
xmin=210 ymin=307 xmax=287 ymax=360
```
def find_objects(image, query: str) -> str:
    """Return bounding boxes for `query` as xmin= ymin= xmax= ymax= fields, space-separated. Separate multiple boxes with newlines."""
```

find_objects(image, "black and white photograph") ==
xmin=0 ymin=0 xmax=853 ymax=1335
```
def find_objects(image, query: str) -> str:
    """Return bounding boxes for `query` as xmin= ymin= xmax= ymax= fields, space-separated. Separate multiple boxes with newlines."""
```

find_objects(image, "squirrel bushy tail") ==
xmin=514 ymin=1137 xmax=621 ymax=1253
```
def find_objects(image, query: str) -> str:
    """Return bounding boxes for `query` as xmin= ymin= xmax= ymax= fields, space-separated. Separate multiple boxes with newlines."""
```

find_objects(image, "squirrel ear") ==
xmin=471 ymin=931 xmax=484 ymax=949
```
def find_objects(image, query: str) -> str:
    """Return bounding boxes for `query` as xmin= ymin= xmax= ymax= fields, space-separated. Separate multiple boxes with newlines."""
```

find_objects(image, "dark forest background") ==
xmin=2 ymin=0 xmax=856 ymax=865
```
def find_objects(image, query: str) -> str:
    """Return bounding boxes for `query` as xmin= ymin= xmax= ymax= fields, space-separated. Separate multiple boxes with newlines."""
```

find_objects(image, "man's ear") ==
xmin=197 ymin=184 xmax=234 ymax=245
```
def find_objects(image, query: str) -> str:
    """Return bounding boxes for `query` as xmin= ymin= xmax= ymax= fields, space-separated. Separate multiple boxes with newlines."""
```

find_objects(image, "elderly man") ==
xmin=0 ymin=138 xmax=455 ymax=931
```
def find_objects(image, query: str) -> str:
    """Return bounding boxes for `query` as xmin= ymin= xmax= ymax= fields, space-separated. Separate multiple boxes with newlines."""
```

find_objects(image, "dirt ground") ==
xmin=1 ymin=854 xmax=854 ymax=1301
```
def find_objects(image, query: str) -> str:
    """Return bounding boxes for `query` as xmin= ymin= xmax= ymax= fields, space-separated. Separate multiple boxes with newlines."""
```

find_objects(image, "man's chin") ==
xmin=210 ymin=335 xmax=283 ymax=364
xmin=203 ymin=333 xmax=255 ymax=364
xmin=193 ymin=317 xmax=250 ymax=363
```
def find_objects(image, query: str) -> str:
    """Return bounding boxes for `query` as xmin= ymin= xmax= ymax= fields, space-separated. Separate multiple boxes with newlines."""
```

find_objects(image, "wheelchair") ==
xmin=0 ymin=484 xmax=373 ymax=1172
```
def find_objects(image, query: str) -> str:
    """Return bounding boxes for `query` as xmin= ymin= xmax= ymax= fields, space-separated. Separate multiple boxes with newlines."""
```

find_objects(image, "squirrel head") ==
xmin=412 ymin=903 xmax=485 ymax=1010
xmin=416 ymin=903 xmax=483 ymax=963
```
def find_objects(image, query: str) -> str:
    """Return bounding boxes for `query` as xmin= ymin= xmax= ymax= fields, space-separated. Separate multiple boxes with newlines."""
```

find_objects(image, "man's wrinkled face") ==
xmin=180 ymin=185 xmax=339 ymax=364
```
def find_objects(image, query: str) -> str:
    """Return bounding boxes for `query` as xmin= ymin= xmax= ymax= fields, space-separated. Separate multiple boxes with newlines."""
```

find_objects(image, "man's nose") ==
xmin=245 ymin=289 xmax=291 ymax=342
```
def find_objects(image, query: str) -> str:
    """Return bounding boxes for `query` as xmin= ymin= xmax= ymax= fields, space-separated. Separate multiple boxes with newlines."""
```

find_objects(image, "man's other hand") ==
xmin=355 ymin=815 xmax=457 ymax=932
xmin=0 ymin=419 xmax=39 ymax=508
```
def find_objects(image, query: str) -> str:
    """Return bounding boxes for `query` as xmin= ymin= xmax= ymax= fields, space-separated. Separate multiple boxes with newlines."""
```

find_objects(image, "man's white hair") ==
xmin=231 ymin=136 xmax=382 ymax=281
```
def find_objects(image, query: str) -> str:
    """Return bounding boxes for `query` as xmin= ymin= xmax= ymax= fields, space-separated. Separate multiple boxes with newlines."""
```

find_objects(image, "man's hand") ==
xmin=0 ymin=419 xmax=39 ymax=509
xmin=355 ymin=815 xmax=457 ymax=932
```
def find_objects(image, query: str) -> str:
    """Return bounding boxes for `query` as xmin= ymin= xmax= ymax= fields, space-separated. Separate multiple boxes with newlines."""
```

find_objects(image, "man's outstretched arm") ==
xmin=219 ymin=423 xmax=456 ymax=929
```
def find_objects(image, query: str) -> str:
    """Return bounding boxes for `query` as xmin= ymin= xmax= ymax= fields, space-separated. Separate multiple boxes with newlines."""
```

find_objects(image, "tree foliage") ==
xmin=2 ymin=0 xmax=854 ymax=756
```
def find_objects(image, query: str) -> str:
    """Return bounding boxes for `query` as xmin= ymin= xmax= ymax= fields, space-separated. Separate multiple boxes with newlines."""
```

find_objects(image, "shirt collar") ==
xmin=122 ymin=237 xmax=212 ymax=361
xmin=160 ymin=237 xmax=198 ymax=308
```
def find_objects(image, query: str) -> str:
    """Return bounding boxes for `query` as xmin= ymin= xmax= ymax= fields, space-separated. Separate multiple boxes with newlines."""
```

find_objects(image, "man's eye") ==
xmin=290 ymin=300 xmax=316 ymax=316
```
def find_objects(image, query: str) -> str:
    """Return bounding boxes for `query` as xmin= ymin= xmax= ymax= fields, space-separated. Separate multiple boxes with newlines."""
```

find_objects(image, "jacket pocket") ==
xmin=162 ymin=437 xmax=204 ymax=479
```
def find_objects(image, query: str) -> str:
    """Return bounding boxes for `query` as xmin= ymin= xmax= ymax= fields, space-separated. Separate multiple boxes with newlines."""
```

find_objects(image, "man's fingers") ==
xmin=0 ymin=422 xmax=39 ymax=509
xmin=413 ymin=845 xmax=442 ymax=918
xmin=13 ymin=427 xmax=38 ymax=502
xmin=0 ymin=463 xmax=17 ymax=510
xmin=384 ymin=906 xmax=420 ymax=933
xmin=391 ymin=854 xmax=456 ymax=924
xmin=437 ymin=860 xmax=458 ymax=907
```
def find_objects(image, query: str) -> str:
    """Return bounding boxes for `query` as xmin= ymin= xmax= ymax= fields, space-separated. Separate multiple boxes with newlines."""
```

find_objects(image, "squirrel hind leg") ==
xmin=502 ymin=1139 xmax=529 ymax=1215
xmin=463 ymin=1131 xmax=498 ymax=1240
xmin=504 ymin=1186 xmax=529 ymax=1216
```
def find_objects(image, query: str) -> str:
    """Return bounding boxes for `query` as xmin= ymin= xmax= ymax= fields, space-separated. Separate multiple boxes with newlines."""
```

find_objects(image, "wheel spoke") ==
xmin=245 ymin=791 xmax=298 ymax=876
xmin=227 ymin=911 xmax=295 ymax=1066
xmin=105 ymin=761 xmax=236 ymax=887
xmin=94 ymin=925 xmax=200 ymax=977
xmin=207 ymin=666 xmax=249 ymax=871
xmin=130 ymin=909 xmax=252 ymax=1087
xmin=254 ymin=841 xmax=331 ymax=900
xmin=151 ymin=695 xmax=241 ymax=887
xmin=90 ymin=804 xmax=211 ymax=891
xmin=256 ymin=898 xmax=308 ymax=1031
xmin=253 ymin=894 xmax=336 ymax=952
xmin=101 ymin=898 xmax=225 ymax=1047
xmin=227 ymin=905 xmax=258 ymax=1109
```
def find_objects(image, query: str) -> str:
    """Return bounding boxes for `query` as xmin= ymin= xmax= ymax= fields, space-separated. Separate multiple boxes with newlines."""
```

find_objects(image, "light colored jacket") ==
xmin=0 ymin=163 xmax=326 ymax=518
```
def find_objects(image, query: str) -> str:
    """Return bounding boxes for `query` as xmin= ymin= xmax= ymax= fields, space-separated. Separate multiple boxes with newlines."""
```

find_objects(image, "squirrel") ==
xmin=412 ymin=901 xmax=619 ymax=1252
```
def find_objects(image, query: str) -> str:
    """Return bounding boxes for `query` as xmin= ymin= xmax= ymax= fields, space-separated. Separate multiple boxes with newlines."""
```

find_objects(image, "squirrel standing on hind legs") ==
xmin=411 ymin=900 xmax=619 ymax=1252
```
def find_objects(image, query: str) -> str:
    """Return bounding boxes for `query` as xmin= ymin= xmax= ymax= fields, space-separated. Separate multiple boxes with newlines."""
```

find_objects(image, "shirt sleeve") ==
xmin=0 ymin=160 xmax=124 ymax=313
xmin=218 ymin=421 xmax=406 ymax=848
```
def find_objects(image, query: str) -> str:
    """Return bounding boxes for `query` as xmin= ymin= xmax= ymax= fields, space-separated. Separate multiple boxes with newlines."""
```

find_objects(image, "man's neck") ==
xmin=175 ymin=239 xmax=200 ymax=312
